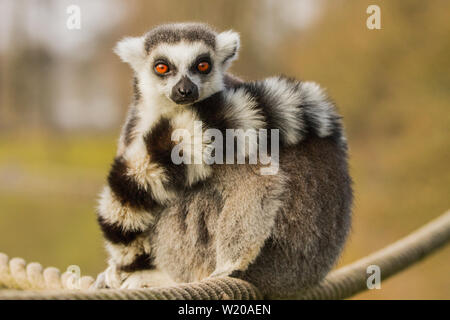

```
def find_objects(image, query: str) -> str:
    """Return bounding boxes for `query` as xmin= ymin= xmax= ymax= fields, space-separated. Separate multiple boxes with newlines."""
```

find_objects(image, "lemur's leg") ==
xmin=95 ymin=112 xmax=211 ymax=288
xmin=94 ymin=182 xmax=164 ymax=289
xmin=210 ymin=167 xmax=286 ymax=278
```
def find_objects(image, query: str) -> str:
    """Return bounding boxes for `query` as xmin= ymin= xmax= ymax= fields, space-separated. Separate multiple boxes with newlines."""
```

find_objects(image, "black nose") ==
xmin=178 ymin=86 xmax=192 ymax=97
xmin=171 ymin=76 xmax=199 ymax=104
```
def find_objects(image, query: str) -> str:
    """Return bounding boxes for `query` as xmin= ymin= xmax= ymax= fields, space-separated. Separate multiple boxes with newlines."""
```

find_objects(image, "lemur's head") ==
xmin=115 ymin=23 xmax=240 ymax=106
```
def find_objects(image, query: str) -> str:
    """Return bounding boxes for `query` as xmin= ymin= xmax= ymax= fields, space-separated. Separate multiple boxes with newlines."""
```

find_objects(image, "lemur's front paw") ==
xmin=92 ymin=271 xmax=107 ymax=289
xmin=120 ymin=270 xmax=175 ymax=289
xmin=93 ymin=265 xmax=127 ymax=289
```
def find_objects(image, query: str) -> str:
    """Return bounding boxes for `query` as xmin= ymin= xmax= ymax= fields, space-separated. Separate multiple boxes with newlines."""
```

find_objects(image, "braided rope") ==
xmin=0 ymin=210 xmax=449 ymax=300
xmin=0 ymin=254 xmax=95 ymax=291
xmin=0 ymin=277 xmax=261 ymax=300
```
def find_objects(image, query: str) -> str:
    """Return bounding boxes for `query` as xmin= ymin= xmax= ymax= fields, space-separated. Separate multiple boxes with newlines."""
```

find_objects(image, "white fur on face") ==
xmin=140 ymin=41 xmax=224 ymax=107
xmin=216 ymin=30 xmax=240 ymax=69
xmin=114 ymin=37 xmax=146 ymax=72
xmin=114 ymin=30 xmax=241 ymax=126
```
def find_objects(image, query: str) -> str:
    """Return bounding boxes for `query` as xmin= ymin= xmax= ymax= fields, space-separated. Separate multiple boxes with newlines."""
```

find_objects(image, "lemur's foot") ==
xmin=92 ymin=271 xmax=107 ymax=289
xmin=120 ymin=270 xmax=175 ymax=289
xmin=92 ymin=265 xmax=127 ymax=289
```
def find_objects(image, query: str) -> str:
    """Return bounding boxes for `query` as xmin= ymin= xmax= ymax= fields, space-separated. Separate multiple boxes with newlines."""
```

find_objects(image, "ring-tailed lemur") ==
xmin=94 ymin=23 xmax=352 ymax=298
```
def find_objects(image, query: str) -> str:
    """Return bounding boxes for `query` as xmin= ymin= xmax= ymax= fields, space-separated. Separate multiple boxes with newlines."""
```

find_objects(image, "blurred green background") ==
xmin=0 ymin=0 xmax=448 ymax=299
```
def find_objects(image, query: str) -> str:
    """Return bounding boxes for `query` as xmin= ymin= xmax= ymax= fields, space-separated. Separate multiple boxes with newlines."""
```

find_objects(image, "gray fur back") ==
xmin=152 ymin=135 xmax=352 ymax=297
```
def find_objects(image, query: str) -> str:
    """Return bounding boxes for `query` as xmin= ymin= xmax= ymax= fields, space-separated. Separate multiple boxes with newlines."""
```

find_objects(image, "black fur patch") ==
xmin=223 ymin=73 xmax=243 ymax=89
xmin=192 ymin=92 xmax=230 ymax=132
xmin=191 ymin=92 xmax=233 ymax=163
xmin=107 ymin=157 xmax=158 ymax=211
xmin=239 ymin=82 xmax=276 ymax=128
xmin=97 ymin=215 xmax=142 ymax=245
xmin=119 ymin=253 xmax=156 ymax=272
xmin=123 ymin=107 xmax=139 ymax=146
xmin=192 ymin=76 xmax=344 ymax=158
xmin=216 ymin=83 xmax=275 ymax=153
xmin=229 ymin=269 xmax=245 ymax=279
xmin=196 ymin=211 xmax=210 ymax=245
xmin=145 ymin=23 xmax=216 ymax=53
xmin=240 ymin=77 xmax=303 ymax=147
xmin=132 ymin=76 xmax=141 ymax=102
xmin=222 ymin=46 xmax=237 ymax=64
xmin=302 ymin=102 xmax=343 ymax=144
xmin=144 ymin=118 xmax=186 ymax=190
xmin=240 ymin=76 xmax=343 ymax=146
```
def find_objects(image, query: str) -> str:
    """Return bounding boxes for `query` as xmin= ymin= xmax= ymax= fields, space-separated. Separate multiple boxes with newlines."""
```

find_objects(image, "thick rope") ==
xmin=0 ymin=210 xmax=449 ymax=300
xmin=289 ymin=210 xmax=450 ymax=299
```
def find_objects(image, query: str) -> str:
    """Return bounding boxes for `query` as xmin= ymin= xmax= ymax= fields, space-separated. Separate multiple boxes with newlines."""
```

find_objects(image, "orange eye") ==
xmin=197 ymin=61 xmax=210 ymax=73
xmin=155 ymin=63 xmax=169 ymax=74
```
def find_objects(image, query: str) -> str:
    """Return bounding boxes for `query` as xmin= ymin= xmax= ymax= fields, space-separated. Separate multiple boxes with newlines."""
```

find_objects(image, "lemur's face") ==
xmin=114 ymin=23 xmax=240 ymax=107
xmin=148 ymin=41 xmax=220 ymax=105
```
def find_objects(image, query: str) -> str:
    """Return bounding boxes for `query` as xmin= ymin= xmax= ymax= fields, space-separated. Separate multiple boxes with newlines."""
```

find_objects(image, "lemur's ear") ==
xmin=114 ymin=37 xmax=146 ymax=71
xmin=216 ymin=30 xmax=240 ymax=69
